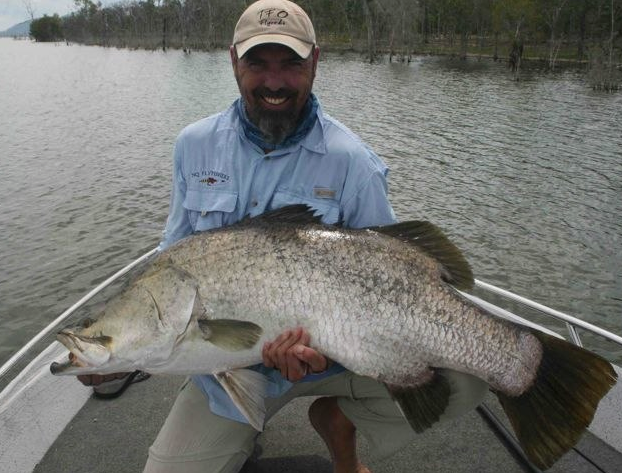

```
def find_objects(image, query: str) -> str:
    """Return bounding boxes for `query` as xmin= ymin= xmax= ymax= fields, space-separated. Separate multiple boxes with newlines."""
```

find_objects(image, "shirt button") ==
xmin=251 ymin=200 xmax=258 ymax=207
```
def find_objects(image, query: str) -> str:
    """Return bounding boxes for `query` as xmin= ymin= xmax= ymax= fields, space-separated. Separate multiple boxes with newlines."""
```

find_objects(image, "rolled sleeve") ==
xmin=159 ymin=139 xmax=193 ymax=250
xmin=343 ymin=168 xmax=397 ymax=229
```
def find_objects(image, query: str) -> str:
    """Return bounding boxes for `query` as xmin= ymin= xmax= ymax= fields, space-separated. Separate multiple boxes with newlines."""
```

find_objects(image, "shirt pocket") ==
xmin=270 ymin=190 xmax=340 ymax=225
xmin=183 ymin=189 xmax=238 ymax=232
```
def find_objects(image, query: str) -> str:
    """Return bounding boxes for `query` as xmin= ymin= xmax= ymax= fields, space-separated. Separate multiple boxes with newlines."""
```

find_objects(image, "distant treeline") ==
xmin=36 ymin=0 xmax=622 ymax=86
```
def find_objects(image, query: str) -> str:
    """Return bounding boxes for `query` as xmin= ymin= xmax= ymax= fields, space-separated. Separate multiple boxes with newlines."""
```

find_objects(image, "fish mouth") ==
xmin=55 ymin=329 xmax=112 ymax=368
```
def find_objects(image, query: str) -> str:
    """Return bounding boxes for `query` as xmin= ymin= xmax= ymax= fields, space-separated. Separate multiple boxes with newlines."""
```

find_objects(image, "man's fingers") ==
xmin=274 ymin=329 xmax=301 ymax=375
xmin=299 ymin=330 xmax=310 ymax=346
xmin=295 ymin=345 xmax=328 ymax=373
xmin=262 ymin=342 xmax=274 ymax=368
xmin=76 ymin=372 xmax=130 ymax=387
xmin=77 ymin=374 xmax=93 ymax=386
xmin=262 ymin=329 xmax=297 ymax=374
xmin=262 ymin=328 xmax=328 ymax=380
xmin=285 ymin=344 xmax=309 ymax=381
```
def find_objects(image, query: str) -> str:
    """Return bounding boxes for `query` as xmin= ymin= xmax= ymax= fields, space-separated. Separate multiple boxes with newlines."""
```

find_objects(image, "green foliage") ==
xmin=30 ymin=14 xmax=64 ymax=42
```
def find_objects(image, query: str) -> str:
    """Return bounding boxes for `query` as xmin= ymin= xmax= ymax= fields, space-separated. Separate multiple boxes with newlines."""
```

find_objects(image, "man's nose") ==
xmin=263 ymin=68 xmax=286 ymax=92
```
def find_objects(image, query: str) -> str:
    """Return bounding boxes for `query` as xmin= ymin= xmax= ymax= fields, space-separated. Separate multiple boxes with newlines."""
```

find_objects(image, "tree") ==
xmin=493 ymin=0 xmax=538 ymax=79
xmin=30 ymin=14 xmax=64 ymax=42
xmin=22 ymin=0 xmax=36 ymax=20
xmin=539 ymin=0 xmax=569 ymax=69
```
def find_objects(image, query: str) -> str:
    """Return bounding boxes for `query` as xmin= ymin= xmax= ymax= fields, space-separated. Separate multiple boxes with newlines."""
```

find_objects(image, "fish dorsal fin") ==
xmin=371 ymin=221 xmax=474 ymax=290
xmin=247 ymin=204 xmax=324 ymax=225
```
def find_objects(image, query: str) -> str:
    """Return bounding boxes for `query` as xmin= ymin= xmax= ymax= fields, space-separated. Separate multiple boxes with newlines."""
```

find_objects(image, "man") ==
xmin=143 ymin=1 xmax=418 ymax=472
xmin=82 ymin=1 xmax=420 ymax=472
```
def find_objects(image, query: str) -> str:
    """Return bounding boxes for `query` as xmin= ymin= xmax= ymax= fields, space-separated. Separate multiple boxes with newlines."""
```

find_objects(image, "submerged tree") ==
xmin=53 ymin=0 xmax=621 ymax=79
xmin=588 ymin=0 xmax=622 ymax=90
xmin=541 ymin=0 xmax=569 ymax=69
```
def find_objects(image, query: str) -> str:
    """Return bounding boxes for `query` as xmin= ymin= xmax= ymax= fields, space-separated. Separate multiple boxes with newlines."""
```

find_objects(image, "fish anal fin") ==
xmin=198 ymin=319 xmax=263 ymax=351
xmin=370 ymin=221 xmax=474 ymax=290
xmin=216 ymin=369 xmax=268 ymax=431
xmin=496 ymin=331 xmax=618 ymax=469
xmin=386 ymin=370 xmax=451 ymax=433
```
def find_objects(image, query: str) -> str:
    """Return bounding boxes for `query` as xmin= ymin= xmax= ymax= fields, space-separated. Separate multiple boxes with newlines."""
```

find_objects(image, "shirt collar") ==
xmin=235 ymin=94 xmax=324 ymax=154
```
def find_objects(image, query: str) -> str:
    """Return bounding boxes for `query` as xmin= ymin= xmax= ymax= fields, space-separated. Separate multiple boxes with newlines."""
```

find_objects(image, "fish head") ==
xmin=55 ymin=318 xmax=113 ymax=368
xmin=51 ymin=262 xmax=200 ymax=375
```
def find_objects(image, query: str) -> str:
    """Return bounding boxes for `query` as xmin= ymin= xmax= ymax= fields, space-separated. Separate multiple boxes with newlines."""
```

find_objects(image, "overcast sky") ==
xmin=0 ymin=0 xmax=114 ymax=31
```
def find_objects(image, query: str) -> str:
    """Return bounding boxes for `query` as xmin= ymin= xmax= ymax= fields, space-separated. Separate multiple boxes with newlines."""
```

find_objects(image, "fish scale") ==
xmin=162 ymin=222 xmax=534 ymax=391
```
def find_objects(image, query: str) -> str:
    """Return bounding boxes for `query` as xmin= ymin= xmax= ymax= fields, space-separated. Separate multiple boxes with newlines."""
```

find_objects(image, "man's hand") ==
xmin=68 ymin=353 xmax=130 ymax=386
xmin=76 ymin=372 xmax=131 ymax=386
xmin=262 ymin=327 xmax=329 ymax=382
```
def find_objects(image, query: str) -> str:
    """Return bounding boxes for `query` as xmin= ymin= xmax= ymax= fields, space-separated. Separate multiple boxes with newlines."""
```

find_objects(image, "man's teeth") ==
xmin=263 ymin=96 xmax=287 ymax=105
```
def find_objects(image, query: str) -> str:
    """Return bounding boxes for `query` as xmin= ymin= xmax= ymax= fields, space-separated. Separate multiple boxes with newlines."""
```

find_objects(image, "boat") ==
xmin=0 ymin=250 xmax=621 ymax=473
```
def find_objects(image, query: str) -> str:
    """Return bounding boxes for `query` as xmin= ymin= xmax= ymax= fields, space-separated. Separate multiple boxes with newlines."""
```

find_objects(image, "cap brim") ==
xmin=235 ymin=34 xmax=313 ymax=59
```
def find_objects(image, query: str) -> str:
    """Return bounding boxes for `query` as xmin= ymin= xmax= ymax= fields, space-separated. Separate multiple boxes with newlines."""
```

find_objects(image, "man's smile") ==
xmin=261 ymin=95 xmax=289 ymax=106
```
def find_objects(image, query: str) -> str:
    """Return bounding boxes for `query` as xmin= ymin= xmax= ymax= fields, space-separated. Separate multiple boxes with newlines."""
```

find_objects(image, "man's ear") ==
xmin=230 ymin=45 xmax=238 ymax=72
xmin=311 ymin=46 xmax=320 ymax=78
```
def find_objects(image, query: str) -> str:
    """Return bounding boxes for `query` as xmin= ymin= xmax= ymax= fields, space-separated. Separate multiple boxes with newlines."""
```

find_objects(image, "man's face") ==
xmin=231 ymin=43 xmax=319 ymax=146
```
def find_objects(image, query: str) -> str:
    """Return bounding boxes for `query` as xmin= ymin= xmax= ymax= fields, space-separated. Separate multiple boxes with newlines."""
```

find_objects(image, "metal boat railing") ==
xmin=466 ymin=279 xmax=622 ymax=473
xmin=472 ymin=279 xmax=622 ymax=348
xmin=0 ymin=248 xmax=159 ymax=380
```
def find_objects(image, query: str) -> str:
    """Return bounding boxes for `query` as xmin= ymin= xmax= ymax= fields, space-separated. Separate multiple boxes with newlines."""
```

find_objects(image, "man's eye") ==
xmin=286 ymin=60 xmax=305 ymax=69
xmin=244 ymin=60 xmax=263 ymax=70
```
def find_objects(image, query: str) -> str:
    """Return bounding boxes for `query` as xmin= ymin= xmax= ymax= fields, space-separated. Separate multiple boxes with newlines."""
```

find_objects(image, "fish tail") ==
xmin=496 ymin=331 xmax=617 ymax=469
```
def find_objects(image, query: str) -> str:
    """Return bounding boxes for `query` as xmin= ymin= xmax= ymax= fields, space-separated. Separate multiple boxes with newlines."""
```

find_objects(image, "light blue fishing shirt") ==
xmin=159 ymin=96 xmax=396 ymax=424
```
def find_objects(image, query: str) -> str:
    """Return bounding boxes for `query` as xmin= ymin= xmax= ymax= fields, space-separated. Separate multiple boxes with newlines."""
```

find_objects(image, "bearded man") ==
xmin=87 ymin=1 xmax=426 ymax=472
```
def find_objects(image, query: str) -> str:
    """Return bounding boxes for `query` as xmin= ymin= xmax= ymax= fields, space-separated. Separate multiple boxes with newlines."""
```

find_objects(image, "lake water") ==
xmin=0 ymin=38 xmax=621 ymax=368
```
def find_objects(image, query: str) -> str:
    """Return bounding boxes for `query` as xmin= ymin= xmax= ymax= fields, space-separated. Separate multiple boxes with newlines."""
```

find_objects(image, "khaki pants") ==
xmin=143 ymin=370 xmax=487 ymax=473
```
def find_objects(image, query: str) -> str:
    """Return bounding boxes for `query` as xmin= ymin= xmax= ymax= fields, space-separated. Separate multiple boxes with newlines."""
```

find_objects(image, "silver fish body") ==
xmin=159 ymin=216 xmax=538 ymax=395
xmin=51 ymin=205 xmax=616 ymax=469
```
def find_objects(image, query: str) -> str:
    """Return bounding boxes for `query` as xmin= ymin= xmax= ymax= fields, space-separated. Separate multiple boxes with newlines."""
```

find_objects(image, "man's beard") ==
xmin=252 ymin=108 xmax=298 ymax=145
xmin=247 ymin=90 xmax=300 ymax=146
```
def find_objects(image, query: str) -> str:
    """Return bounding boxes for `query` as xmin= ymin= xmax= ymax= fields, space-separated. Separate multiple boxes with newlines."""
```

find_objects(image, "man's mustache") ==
xmin=254 ymin=88 xmax=296 ymax=100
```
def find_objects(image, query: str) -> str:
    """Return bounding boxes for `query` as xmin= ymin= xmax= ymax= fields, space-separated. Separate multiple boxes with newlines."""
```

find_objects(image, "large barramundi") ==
xmin=51 ymin=205 xmax=616 ymax=469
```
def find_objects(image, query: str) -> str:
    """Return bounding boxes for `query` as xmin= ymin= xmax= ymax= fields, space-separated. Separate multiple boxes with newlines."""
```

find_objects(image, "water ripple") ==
xmin=0 ymin=42 xmax=621 ymax=364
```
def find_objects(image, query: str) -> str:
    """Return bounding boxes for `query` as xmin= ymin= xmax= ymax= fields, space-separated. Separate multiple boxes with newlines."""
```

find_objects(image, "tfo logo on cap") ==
xmin=258 ymin=8 xmax=288 ymax=26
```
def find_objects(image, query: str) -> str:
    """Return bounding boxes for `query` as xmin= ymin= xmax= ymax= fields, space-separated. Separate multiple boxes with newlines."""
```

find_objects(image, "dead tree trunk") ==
xmin=509 ymin=19 xmax=524 ymax=81
xmin=362 ymin=0 xmax=377 ymax=63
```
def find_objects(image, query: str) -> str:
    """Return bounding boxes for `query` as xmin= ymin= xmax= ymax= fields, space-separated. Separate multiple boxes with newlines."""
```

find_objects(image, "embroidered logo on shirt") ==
xmin=313 ymin=187 xmax=336 ymax=199
xmin=194 ymin=170 xmax=231 ymax=187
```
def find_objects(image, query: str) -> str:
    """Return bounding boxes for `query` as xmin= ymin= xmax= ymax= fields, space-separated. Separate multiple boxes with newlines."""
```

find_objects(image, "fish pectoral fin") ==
xmin=197 ymin=319 xmax=263 ymax=351
xmin=386 ymin=370 xmax=451 ymax=433
xmin=216 ymin=369 xmax=269 ymax=431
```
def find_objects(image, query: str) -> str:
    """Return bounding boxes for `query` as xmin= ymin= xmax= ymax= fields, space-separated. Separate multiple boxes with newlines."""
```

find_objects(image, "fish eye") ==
xmin=80 ymin=318 xmax=95 ymax=328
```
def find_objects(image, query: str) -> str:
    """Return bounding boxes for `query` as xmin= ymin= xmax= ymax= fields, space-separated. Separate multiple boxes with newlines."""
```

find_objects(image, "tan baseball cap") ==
xmin=233 ymin=0 xmax=316 ymax=59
